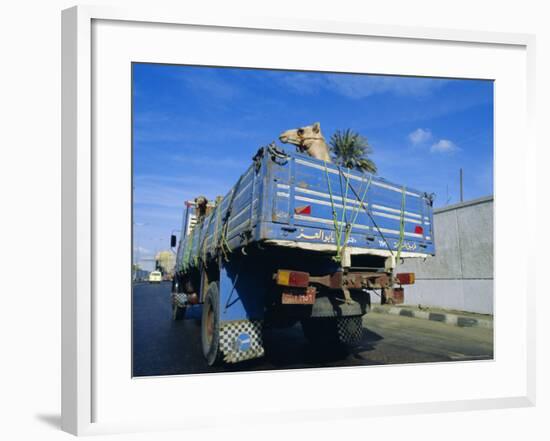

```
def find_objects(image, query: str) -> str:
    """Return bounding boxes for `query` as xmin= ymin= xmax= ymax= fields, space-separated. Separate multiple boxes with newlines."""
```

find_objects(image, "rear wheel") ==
xmin=201 ymin=282 xmax=222 ymax=366
xmin=302 ymin=318 xmax=338 ymax=346
xmin=301 ymin=316 xmax=363 ymax=346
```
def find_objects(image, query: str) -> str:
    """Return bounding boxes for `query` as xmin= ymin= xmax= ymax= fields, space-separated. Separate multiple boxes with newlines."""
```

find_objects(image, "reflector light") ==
xmin=294 ymin=205 xmax=311 ymax=215
xmin=275 ymin=270 xmax=310 ymax=288
xmin=396 ymin=273 xmax=415 ymax=285
xmin=414 ymin=225 xmax=424 ymax=234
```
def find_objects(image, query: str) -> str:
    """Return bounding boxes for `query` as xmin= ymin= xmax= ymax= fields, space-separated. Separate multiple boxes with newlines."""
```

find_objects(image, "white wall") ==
xmin=0 ymin=1 xmax=547 ymax=441
xmin=398 ymin=197 xmax=494 ymax=314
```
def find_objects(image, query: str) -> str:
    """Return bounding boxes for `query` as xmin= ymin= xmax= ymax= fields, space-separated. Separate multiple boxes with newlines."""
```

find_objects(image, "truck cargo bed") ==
xmin=177 ymin=146 xmax=435 ymax=271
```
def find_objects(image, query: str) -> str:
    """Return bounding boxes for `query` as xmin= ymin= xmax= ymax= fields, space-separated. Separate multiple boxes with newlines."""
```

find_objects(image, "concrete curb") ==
xmin=371 ymin=305 xmax=493 ymax=329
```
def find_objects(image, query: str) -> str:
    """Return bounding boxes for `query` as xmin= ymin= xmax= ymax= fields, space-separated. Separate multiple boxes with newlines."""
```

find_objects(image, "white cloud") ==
xmin=179 ymin=71 xmax=239 ymax=100
xmin=431 ymin=139 xmax=459 ymax=153
xmin=276 ymin=73 xmax=327 ymax=95
xmin=324 ymin=75 xmax=446 ymax=99
xmin=408 ymin=128 xmax=432 ymax=145
xmin=133 ymin=173 xmax=236 ymax=209
xmin=275 ymin=73 xmax=447 ymax=99
xmin=170 ymin=154 xmax=249 ymax=170
xmin=407 ymin=129 xmax=458 ymax=153
xmin=134 ymin=245 xmax=150 ymax=253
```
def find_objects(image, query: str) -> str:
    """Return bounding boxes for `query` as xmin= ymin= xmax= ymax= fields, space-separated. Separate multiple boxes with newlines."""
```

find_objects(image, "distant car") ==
xmin=148 ymin=270 xmax=162 ymax=283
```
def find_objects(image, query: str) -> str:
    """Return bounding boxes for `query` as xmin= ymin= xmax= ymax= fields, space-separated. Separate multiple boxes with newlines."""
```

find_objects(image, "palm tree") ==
xmin=329 ymin=129 xmax=377 ymax=174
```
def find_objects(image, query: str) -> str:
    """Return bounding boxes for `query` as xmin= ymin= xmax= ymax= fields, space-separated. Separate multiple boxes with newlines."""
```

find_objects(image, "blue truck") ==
xmin=170 ymin=144 xmax=435 ymax=366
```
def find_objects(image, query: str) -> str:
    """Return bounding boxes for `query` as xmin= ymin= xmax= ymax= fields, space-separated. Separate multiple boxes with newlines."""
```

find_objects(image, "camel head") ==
xmin=194 ymin=195 xmax=209 ymax=219
xmin=278 ymin=122 xmax=331 ymax=162
xmin=279 ymin=122 xmax=324 ymax=150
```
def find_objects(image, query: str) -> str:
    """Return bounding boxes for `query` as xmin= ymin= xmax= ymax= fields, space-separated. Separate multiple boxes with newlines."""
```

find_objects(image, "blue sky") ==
xmin=133 ymin=63 xmax=493 ymax=270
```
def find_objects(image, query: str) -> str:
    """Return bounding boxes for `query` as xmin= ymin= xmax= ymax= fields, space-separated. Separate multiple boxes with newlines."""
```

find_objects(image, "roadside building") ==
xmin=155 ymin=250 xmax=176 ymax=276
xmin=395 ymin=196 xmax=493 ymax=314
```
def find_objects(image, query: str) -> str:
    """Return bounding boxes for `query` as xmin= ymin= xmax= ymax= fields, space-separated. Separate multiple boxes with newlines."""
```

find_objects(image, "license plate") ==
xmin=281 ymin=287 xmax=316 ymax=305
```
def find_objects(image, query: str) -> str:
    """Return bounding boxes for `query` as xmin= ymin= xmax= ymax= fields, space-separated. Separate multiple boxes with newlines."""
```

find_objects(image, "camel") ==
xmin=194 ymin=195 xmax=209 ymax=222
xmin=278 ymin=122 xmax=332 ymax=162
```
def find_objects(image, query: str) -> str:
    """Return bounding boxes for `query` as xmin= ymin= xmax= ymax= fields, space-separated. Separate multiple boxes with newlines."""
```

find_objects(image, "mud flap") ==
xmin=336 ymin=316 xmax=363 ymax=345
xmin=172 ymin=292 xmax=188 ymax=308
xmin=219 ymin=320 xmax=265 ymax=363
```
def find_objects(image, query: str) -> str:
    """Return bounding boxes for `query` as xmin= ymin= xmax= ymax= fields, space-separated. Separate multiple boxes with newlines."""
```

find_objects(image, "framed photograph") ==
xmin=62 ymin=5 xmax=536 ymax=435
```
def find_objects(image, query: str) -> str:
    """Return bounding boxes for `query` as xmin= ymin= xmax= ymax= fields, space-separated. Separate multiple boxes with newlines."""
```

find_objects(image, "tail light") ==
xmin=275 ymin=270 xmax=310 ymax=288
xmin=414 ymin=225 xmax=424 ymax=235
xmin=396 ymin=273 xmax=415 ymax=285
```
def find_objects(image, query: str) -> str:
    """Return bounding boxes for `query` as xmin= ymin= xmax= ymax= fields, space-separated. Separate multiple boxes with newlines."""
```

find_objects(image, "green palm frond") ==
xmin=329 ymin=129 xmax=377 ymax=174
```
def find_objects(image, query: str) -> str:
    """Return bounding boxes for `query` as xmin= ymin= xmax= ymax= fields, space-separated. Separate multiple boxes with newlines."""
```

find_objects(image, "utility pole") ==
xmin=459 ymin=168 xmax=464 ymax=203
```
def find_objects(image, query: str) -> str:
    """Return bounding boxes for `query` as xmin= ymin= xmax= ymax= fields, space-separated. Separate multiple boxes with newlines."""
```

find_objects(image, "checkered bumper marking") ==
xmin=219 ymin=320 xmax=264 ymax=363
xmin=172 ymin=293 xmax=187 ymax=307
xmin=336 ymin=316 xmax=363 ymax=345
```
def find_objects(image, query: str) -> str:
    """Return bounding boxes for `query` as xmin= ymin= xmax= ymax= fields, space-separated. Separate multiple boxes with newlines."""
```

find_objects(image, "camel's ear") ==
xmin=312 ymin=122 xmax=321 ymax=133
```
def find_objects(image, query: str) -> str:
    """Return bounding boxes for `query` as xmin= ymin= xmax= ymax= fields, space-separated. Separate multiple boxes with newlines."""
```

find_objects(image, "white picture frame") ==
xmin=62 ymin=5 xmax=536 ymax=436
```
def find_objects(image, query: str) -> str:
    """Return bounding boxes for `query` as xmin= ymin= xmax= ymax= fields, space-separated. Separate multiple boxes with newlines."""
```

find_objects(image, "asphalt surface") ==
xmin=132 ymin=281 xmax=494 ymax=377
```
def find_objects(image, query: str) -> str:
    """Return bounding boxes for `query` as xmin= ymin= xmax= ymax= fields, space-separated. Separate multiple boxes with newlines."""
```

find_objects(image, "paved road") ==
xmin=132 ymin=282 xmax=493 ymax=377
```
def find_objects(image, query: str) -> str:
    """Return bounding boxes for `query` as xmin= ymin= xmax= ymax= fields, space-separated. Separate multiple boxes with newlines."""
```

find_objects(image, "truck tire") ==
xmin=201 ymin=281 xmax=223 ymax=366
xmin=301 ymin=316 xmax=363 ymax=347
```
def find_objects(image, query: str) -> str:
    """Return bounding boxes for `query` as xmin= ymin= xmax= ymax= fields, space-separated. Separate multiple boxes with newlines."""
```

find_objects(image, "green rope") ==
xmin=193 ymin=226 xmax=200 ymax=267
xmin=342 ymin=174 xmax=372 ymax=248
xmin=214 ymin=197 xmax=222 ymax=247
xmin=182 ymin=225 xmax=195 ymax=271
xmin=324 ymin=163 xmax=373 ymax=263
xmin=217 ymin=173 xmax=248 ymax=262
xmin=200 ymin=206 xmax=216 ymax=264
xmin=213 ymin=200 xmax=229 ymax=262
xmin=345 ymin=179 xmax=395 ymax=257
xmin=220 ymin=231 xmax=232 ymax=262
xmin=219 ymin=206 xmax=233 ymax=262
xmin=338 ymin=167 xmax=350 ymax=227
xmin=323 ymin=161 xmax=343 ymax=262
xmin=219 ymin=190 xmax=237 ymax=262
xmin=395 ymin=186 xmax=407 ymax=262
